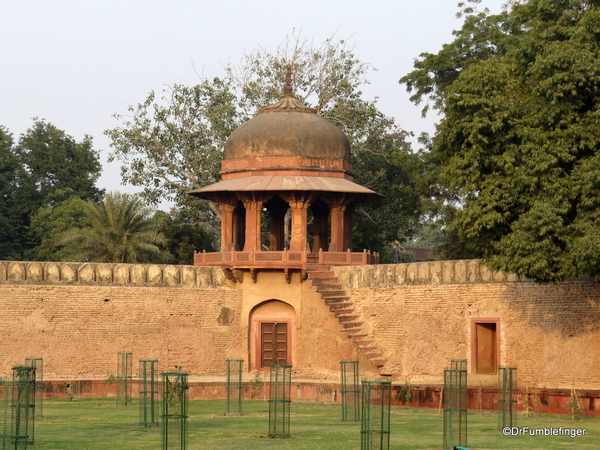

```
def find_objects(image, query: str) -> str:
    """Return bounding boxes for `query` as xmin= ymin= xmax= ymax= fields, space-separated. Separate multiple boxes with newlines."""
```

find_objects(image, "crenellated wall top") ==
xmin=0 ymin=261 xmax=228 ymax=289
xmin=332 ymin=259 xmax=523 ymax=289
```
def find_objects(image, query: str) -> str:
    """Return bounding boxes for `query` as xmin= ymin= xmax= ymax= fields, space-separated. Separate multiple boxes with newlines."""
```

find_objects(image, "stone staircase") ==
xmin=306 ymin=267 xmax=387 ymax=370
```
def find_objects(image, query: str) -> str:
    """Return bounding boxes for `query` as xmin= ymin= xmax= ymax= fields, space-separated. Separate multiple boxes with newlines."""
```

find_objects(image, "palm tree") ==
xmin=58 ymin=192 xmax=171 ymax=263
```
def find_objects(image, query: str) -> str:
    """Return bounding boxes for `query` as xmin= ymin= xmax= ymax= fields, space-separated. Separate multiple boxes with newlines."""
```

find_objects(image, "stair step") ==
xmin=336 ymin=315 xmax=359 ymax=322
xmin=324 ymin=295 xmax=350 ymax=302
xmin=328 ymin=302 xmax=353 ymax=310
xmin=318 ymin=289 xmax=346 ymax=297
xmin=330 ymin=308 xmax=359 ymax=319
xmin=311 ymin=277 xmax=339 ymax=285
xmin=331 ymin=308 xmax=354 ymax=316
xmin=342 ymin=324 xmax=364 ymax=332
xmin=350 ymin=336 xmax=369 ymax=343
xmin=316 ymin=283 xmax=343 ymax=291
xmin=369 ymin=359 xmax=386 ymax=367
xmin=307 ymin=271 xmax=335 ymax=279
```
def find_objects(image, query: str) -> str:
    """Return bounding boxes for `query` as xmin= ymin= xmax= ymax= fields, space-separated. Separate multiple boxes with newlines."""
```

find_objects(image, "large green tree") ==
xmin=0 ymin=120 xmax=103 ymax=260
xmin=106 ymin=35 xmax=423 ymax=260
xmin=400 ymin=0 xmax=600 ymax=281
xmin=17 ymin=119 xmax=102 ymax=204
xmin=56 ymin=192 xmax=171 ymax=263
xmin=0 ymin=126 xmax=21 ymax=259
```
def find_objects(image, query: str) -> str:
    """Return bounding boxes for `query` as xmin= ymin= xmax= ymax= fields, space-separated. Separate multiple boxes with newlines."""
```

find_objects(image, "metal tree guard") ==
xmin=268 ymin=365 xmax=292 ymax=438
xmin=139 ymin=360 xmax=159 ymax=427
xmin=0 ymin=366 xmax=35 ymax=449
xmin=498 ymin=367 xmax=517 ymax=429
xmin=360 ymin=381 xmax=391 ymax=450
xmin=24 ymin=358 xmax=42 ymax=419
xmin=226 ymin=359 xmax=243 ymax=416
xmin=117 ymin=352 xmax=133 ymax=406
xmin=443 ymin=359 xmax=468 ymax=450
xmin=161 ymin=372 xmax=188 ymax=450
xmin=340 ymin=361 xmax=360 ymax=421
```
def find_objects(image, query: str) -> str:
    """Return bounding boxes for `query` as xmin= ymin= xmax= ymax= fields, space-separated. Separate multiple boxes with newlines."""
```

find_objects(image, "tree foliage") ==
xmin=0 ymin=126 xmax=21 ymax=259
xmin=106 ymin=34 xmax=423 ymax=258
xmin=401 ymin=0 xmax=600 ymax=281
xmin=16 ymin=119 xmax=102 ymax=204
xmin=0 ymin=120 xmax=103 ymax=260
xmin=28 ymin=196 xmax=91 ymax=261
xmin=56 ymin=192 xmax=171 ymax=264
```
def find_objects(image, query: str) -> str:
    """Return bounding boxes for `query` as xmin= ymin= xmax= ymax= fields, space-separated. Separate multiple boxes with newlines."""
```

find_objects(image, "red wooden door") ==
xmin=475 ymin=322 xmax=497 ymax=374
xmin=261 ymin=323 xmax=288 ymax=368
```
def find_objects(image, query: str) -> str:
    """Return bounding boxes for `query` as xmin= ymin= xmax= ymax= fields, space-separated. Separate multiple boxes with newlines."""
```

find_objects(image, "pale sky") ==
xmin=1 ymin=0 xmax=507 ymax=196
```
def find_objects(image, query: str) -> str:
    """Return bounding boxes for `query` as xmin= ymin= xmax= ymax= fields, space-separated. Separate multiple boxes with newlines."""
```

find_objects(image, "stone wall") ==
xmin=0 ymin=261 xmax=242 ymax=379
xmin=332 ymin=261 xmax=600 ymax=390
xmin=0 ymin=259 xmax=598 ymax=391
xmin=0 ymin=261 xmax=225 ymax=288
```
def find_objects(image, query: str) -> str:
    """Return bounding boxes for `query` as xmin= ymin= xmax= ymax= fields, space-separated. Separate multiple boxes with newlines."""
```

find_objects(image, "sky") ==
xmin=1 ymin=0 xmax=507 ymax=198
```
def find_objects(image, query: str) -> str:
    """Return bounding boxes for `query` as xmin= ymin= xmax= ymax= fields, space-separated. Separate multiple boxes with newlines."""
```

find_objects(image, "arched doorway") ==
xmin=249 ymin=300 xmax=296 ymax=370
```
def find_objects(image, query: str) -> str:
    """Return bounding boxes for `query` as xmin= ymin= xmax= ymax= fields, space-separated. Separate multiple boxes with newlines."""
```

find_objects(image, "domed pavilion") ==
xmin=189 ymin=70 xmax=381 ymax=281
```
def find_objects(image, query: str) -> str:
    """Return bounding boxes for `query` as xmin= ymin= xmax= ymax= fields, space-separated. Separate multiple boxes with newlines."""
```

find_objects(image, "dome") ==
xmin=224 ymin=96 xmax=351 ymax=161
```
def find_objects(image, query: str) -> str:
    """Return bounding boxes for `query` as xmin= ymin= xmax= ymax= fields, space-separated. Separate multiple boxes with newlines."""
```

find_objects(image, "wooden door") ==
xmin=261 ymin=323 xmax=288 ymax=368
xmin=475 ymin=322 xmax=497 ymax=374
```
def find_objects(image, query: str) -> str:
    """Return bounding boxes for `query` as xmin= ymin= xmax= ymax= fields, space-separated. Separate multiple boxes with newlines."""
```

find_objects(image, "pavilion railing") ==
xmin=193 ymin=249 xmax=379 ymax=267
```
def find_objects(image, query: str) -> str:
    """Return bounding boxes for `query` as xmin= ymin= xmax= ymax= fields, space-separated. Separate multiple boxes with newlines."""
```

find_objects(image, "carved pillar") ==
xmin=329 ymin=195 xmax=355 ymax=252
xmin=219 ymin=203 xmax=236 ymax=251
xmin=329 ymin=204 xmax=346 ymax=252
xmin=287 ymin=194 xmax=312 ymax=252
xmin=242 ymin=199 xmax=263 ymax=251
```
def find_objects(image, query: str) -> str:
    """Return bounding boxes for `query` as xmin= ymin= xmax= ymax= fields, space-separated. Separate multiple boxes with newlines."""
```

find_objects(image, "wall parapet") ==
xmin=332 ymin=259 xmax=523 ymax=289
xmin=0 ymin=261 xmax=227 ymax=288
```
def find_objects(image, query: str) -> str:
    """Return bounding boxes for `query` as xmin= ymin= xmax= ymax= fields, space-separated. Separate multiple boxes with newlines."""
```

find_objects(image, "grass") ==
xmin=30 ymin=398 xmax=598 ymax=449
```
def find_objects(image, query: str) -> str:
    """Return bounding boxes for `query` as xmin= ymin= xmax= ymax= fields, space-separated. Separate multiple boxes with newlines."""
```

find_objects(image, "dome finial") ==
xmin=284 ymin=63 xmax=293 ymax=98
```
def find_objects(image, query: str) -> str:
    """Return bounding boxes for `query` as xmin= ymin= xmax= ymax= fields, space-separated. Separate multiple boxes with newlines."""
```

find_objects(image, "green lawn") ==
xmin=30 ymin=398 xmax=598 ymax=449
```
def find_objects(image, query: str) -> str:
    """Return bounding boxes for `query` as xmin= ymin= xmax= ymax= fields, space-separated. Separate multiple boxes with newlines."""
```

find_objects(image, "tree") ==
xmin=16 ymin=119 xmax=102 ymax=204
xmin=106 ymin=34 xmax=423 ymax=260
xmin=56 ymin=192 xmax=171 ymax=263
xmin=155 ymin=209 xmax=218 ymax=265
xmin=0 ymin=120 xmax=103 ymax=260
xmin=28 ymin=196 xmax=91 ymax=261
xmin=400 ymin=0 xmax=600 ymax=281
xmin=0 ymin=126 xmax=21 ymax=259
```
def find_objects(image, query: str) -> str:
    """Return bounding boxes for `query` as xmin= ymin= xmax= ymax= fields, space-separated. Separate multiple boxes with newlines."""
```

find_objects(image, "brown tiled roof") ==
xmin=189 ymin=175 xmax=382 ymax=199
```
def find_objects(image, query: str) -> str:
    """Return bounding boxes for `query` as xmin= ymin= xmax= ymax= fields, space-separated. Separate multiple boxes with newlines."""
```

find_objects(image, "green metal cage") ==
xmin=0 ymin=366 xmax=35 ymax=450
xmin=268 ymin=365 xmax=292 ymax=438
xmin=443 ymin=359 xmax=468 ymax=450
xmin=226 ymin=359 xmax=243 ymax=416
xmin=360 ymin=381 xmax=391 ymax=450
xmin=117 ymin=352 xmax=133 ymax=406
xmin=340 ymin=361 xmax=360 ymax=421
xmin=139 ymin=360 xmax=159 ymax=427
xmin=161 ymin=371 xmax=188 ymax=450
xmin=24 ymin=358 xmax=42 ymax=419
xmin=498 ymin=367 xmax=517 ymax=429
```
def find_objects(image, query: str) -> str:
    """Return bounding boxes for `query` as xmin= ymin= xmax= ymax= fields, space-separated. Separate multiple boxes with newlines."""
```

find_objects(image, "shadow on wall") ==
xmin=499 ymin=282 xmax=600 ymax=338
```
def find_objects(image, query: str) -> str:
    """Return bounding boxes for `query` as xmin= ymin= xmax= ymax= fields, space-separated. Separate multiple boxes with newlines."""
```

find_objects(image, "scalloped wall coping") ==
xmin=0 ymin=261 xmax=227 ymax=288
xmin=332 ymin=259 xmax=523 ymax=289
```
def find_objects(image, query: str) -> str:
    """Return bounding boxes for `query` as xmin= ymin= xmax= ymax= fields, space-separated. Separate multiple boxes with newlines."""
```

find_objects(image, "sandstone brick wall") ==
xmin=0 ymin=261 xmax=242 ymax=380
xmin=332 ymin=261 xmax=600 ymax=390
xmin=1 ymin=259 xmax=597 ymax=390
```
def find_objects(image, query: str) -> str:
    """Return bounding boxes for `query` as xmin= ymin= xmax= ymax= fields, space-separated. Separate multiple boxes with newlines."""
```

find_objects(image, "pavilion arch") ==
xmin=249 ymin=299 xmax=296 ymax=371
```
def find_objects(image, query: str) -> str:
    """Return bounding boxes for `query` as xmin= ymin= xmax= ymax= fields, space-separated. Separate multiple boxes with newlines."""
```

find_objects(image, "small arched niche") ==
xmin=249 ymin=300 xmax=296 ymax=370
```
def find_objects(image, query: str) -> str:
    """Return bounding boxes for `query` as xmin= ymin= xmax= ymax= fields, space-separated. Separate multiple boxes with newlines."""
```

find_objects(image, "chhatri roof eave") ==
xmin=188 ymin=175 xmax=383 ymax=199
